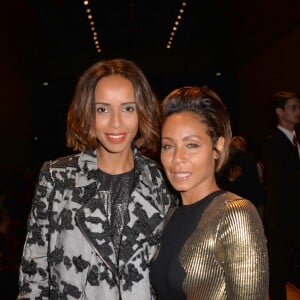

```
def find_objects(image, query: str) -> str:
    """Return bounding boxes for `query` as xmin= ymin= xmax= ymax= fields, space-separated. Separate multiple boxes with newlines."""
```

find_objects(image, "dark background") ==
xmin=0 ymin=1 xmax=300 ymax=298
xmin=1 ymin=0 xmax=300 ymax=172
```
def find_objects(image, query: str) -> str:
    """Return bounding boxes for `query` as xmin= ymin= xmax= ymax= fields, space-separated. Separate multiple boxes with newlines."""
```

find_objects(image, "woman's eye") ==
xmin=187 ymin=143 xmax=199 ymax=149
xmin=96 ymin=106 xmax=108 ymax=113
xmin=122 ymin=105 xmax=136 ymax=112
xmin=161 ymin=144 xmax=172 ymax=150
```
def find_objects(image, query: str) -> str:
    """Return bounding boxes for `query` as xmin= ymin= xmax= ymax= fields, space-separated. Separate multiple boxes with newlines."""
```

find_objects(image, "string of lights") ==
xmin=82 ymin=1 xmax=187 ymax=53
xmin=166 ymin=2 xmax=187 ymax=49
xmin=83 ymin=0 xmax=101 ymax=53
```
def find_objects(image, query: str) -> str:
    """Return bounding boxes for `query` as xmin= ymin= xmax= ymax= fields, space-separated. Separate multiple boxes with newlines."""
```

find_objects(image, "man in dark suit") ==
xmin=263 ymin=91 xmax=300 ymax=300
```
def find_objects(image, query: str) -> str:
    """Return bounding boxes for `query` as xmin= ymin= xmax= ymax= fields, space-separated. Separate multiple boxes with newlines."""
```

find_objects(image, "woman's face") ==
xmin=94 ymin=74 xmax=138 ymax=155
xmin=161 ymin=111 xmax=222 ymax=203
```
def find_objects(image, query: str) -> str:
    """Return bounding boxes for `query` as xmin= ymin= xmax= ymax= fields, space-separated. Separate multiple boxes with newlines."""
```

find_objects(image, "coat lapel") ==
xmin=74 ymin=149 xmax=118 ymax=276
xmin=117 ymin=161 xmax=165 ymax=269
xmin=74 ymin=148 xmax=166 ymax=276
xmin=75 ymin=190 xmax=118 ymax=275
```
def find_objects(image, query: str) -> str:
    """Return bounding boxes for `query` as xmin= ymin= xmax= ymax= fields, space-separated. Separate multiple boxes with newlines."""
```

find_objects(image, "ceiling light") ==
xmin=166 ymin=3 xmax=188 ymax=49
xmin=82 ymin=1 xmax=101 ymax=53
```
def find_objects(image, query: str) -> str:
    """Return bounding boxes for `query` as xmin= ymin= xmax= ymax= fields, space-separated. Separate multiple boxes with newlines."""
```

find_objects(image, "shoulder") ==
xmin=212 ymin=191 xmax=247 ymax=205
xmin=39 ymin=152 xmax=81 ymax=182
xmin=135 ymin=148 xmax=158 ymax=167
xmin=265 ymin=130 xmax=295 ymax=158
xmin=137 ymin=155 xmax=167 ymax=192
xmin=224 ymin=191 xmax=256 ymax=210
xmin=265 ymin=129 xmax=287 ymax=145
xmin=135 ymin=150 xmax=164 ymax=179
xmin=210 ymin=191 xmax=258 ymax=217
xmin=208 ymin=193 xmax=265 ymax=241
xmin=220 ymin=193 xmax=263 ymax=231
xmin=49 ymin=152 xmax=81 ymax=168
xmin=134 ymin=151 xmax=178 ymax=208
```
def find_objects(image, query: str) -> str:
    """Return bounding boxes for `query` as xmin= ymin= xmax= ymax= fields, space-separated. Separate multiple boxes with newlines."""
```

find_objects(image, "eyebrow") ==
xmin=95 ymin=101 xmax=136 ymax=105
xmin=161 ymin=135 xmax=201 ymax=141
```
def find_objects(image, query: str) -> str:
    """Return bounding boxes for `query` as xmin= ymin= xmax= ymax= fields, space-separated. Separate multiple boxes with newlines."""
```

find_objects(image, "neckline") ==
xmin=180 ymin=190 xmax=225 ymax=209
xmin=98 ymin=168 xmax=134 ymax=177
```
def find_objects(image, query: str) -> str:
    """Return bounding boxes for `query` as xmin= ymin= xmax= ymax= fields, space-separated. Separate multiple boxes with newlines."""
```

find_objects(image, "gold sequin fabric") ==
xmin=179 ymin=192 xmax=269 ymax=299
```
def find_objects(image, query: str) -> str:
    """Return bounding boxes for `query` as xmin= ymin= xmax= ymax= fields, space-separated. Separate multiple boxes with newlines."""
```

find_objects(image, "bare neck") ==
xmin=96 ymin=148 xmax=134 ymax=175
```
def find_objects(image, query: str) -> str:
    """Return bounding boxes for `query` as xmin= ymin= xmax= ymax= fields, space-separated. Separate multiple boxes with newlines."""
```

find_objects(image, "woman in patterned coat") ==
xmin=17 ymin=58 xmax=176 ymax=300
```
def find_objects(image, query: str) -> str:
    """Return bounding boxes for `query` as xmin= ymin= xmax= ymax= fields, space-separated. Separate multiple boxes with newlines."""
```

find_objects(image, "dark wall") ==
xmin=0 ymin=62 xmax=33 ymax=172
xmin=0 ymin=0 xmax=36 ymax=174
xmin=235 ymin=25 xmax=300 ymax=151
xmin=1 ymin=1 xmax=300 ymax=173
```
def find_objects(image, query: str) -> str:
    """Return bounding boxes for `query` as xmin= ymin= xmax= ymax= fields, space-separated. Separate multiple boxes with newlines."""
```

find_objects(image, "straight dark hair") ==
xmin=67 ymin=58 xmax=160 ymax=154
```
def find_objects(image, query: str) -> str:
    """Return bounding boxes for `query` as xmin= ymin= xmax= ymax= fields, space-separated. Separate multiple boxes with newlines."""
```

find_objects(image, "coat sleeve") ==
xmin=17 ymin=161 xmax=54 ymax=299
xmin=220 ymin=199 xmax=269 ymax=299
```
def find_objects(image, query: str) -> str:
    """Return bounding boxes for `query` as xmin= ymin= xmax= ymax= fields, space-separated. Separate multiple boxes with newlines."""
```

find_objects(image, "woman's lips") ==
xmin=106 ymin=133 xmax=126 ymax=143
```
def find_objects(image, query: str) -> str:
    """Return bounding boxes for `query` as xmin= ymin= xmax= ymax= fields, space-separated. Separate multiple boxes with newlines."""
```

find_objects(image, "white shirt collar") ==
xmin=277 ymin=125 xmax=295 ymax=142
xmin=277 ymin=125 xmax=299 ymax=158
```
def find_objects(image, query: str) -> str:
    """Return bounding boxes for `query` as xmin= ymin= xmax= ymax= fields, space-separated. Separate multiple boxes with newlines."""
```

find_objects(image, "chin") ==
xmin=169 ymin=182 xmax=190 ymax=193
xmin=102 ymin=144 xmax=132 ymax=154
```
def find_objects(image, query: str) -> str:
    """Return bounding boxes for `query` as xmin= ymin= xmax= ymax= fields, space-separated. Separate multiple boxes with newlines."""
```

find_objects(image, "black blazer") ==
xmin=263 ymin=128 xmax=300 ymax=237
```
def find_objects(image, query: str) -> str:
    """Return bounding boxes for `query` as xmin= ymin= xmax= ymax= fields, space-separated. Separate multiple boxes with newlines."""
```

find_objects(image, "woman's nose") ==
xmin=110 ymin=110 xmax=121 ymax=128
xmin=172 ymin=148 xmax=185 ymax=165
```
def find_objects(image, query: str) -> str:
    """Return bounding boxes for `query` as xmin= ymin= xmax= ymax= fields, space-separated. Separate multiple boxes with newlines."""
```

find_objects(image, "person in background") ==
xmin=263 ymin=90 xmax=300 ymax=300
xmin=150 ymin=86 xmax=269 ymax=299
xmin=17 ymin=58 xmax=176 ymax=300
xmin=217 ymin=135 xmax=266 ymax=218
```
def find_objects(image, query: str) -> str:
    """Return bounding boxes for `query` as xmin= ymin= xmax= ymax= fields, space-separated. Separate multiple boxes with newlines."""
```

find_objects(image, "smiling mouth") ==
xmin=171 ymin=172 xmax=191 ymax=179
xmin=106 ymin=133 xmax=126 ymax=143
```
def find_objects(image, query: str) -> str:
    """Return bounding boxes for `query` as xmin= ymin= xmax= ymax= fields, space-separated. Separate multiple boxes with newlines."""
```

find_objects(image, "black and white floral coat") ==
xmin=18 ymin=148 xmax=176 ymax=300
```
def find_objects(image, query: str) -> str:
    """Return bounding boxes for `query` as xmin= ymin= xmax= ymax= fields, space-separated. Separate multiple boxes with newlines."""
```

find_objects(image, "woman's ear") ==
xmin=216 ymin=136 xmax=225 ymax=152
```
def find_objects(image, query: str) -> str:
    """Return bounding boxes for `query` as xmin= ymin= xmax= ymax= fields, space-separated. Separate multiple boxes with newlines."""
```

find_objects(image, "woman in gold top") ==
xmin=150 ymin=86 xmax=269 ymax=299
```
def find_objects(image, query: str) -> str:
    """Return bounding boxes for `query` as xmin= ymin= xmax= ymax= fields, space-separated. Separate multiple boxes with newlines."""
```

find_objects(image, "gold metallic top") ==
xmin=179 ymin=192 xmax=269 ymax=299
